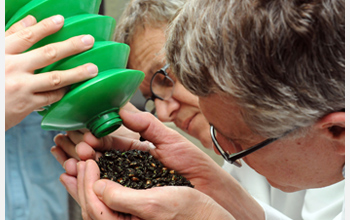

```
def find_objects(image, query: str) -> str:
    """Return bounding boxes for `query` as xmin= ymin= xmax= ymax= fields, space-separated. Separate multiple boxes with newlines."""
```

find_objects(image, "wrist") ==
xmin=207 ymin=168 xmax=265 ymax=220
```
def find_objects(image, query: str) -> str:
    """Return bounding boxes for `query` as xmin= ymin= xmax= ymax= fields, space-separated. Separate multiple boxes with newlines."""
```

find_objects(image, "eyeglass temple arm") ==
xmin=229 ymin=128 xmax=296 ymax=161
xmin=162 ymin=63 xmax=170 ymax=71
xmin=229 ymin=137 xmax=279 ymax=161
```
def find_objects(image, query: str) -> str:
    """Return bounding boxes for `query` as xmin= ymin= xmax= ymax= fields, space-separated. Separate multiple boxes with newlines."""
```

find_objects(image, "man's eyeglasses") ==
xmin=210 ymin=125 xmax=295 ymax=167
xmin=144 ymin=64 xmax=174 ymax=114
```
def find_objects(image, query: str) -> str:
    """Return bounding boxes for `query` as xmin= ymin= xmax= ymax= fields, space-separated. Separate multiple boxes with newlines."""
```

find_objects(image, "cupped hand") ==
xmin=59 ymin=110 xmax=237 ymax=203
xmin=112 ymin=110 xmax=264 ymax=219
xmin=5 ymin=15 xmax=98 ymax=130
xmin=57 ymin=110 xmax=264 ymax=219
xmin=61 ymin=159 xmax=234 ymax=220
xmin=52 ymin=129 xmax=153 ymax=178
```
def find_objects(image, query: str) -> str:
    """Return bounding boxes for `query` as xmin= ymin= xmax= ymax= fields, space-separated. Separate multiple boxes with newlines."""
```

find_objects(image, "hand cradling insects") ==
xmin=97 ymin=149 xmax=194 ymax=189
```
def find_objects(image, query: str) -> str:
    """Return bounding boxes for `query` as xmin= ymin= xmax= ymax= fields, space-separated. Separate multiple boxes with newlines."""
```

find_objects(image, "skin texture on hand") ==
xmin=60 ymin=159 xmax=235 ymax=220
xmin=5 ymin=15 xmax=98 ymax=130
xmin=53 ymin=109 xmax=264 ymax=219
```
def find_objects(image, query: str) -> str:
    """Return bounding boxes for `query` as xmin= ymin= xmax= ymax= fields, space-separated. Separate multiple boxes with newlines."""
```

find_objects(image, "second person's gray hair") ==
xmin=114 ymin=0 xmax=185 ymax=45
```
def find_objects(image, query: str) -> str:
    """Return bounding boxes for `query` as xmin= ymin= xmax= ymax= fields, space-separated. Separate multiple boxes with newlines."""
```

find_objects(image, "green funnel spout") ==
xmin=87 ymin=110 xmax=123 ymax=138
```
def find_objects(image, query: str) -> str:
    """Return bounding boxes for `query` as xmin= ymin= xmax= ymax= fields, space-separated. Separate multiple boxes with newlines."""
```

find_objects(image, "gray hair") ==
xmin=166 ymin=0 xmax=345 ymax=137
xmin=114 ymin=0 xmax=186 ymax=45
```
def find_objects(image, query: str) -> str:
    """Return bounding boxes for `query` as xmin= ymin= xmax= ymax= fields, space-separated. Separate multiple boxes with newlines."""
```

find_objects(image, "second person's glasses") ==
xmin=144 ymin=64 xmax=174 ymax=114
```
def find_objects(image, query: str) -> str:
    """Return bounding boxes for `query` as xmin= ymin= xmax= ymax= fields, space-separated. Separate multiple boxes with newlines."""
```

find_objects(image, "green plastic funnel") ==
xmin=29 ymin=14 xmax=116 ymax=51
xmin=36 ymin=41 xmax=131 ymax=115
xmin=41 ymin=69 xmax=145 ymax=138
xmin=38 ymin=41 xmax=130 ymax=75
xmin=5 ymin=0 xmax=32 ymax=24
xmin=5 ymin=0 xmax=102 ymax=30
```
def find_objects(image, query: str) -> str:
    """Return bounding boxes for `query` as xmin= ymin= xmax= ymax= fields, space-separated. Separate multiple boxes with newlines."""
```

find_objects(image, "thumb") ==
xmin=119 ymin=109 xmax=184 ymax=146
xmin=93 ymin=179 xmax=150 ymax=216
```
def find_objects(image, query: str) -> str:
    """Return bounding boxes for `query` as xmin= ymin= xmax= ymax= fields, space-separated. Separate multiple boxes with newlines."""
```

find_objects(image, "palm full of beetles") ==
xmin=97 ymin=149 xmax=194 ymax=189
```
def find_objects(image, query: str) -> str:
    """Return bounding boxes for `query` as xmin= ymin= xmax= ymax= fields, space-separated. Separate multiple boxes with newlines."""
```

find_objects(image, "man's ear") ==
xmin=315 ymin=111 xmax=345 ymax=155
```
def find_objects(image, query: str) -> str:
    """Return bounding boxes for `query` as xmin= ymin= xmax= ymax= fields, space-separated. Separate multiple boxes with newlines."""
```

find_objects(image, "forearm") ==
xmin=204 ymin=166 xmax=265 ymax=220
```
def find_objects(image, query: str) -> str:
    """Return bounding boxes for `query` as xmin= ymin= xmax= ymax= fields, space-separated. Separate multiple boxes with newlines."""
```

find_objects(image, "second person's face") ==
xmin=127 ymin=24 xmax=212 ymax=149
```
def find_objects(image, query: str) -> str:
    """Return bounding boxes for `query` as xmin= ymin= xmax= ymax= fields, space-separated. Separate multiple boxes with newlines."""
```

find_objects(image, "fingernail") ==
xmin=86 ymin=64 xmax=98 ymax=76
xmin=93 ymin=180 xmax=106 ymax=199
xmin=52 ymin=15 xmax=64 ymax=25
xmin=148 ymin=142 xmax=156 ymax=149
xmin=50 ymin=146 xmax=58 ymax=159
xmin=62 ymin=160 xmax=67 ymax=170
xmin=22 ymin=15 xmax=35 ymax=27
xmin=81 ymin=35 xmax=94 ymax=45
xmin=59 ymin=176 xmax=63 ymax=184
xmin=53 ymin=133 xmax=64 ymax=142
xmin=59 ymin=176 xmax=66 ymax=187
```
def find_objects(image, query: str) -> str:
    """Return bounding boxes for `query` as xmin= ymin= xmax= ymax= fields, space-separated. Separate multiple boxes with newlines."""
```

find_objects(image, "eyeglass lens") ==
xmin=151 ymin=73 xmax=174 ymax=100
xmin=144 ymin=64 xmax=174 ymax=114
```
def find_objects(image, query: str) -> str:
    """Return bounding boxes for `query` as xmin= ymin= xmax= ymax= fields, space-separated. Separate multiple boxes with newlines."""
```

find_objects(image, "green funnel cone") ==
xmin=5 ymin=0 xmax=31 ymax=24
xmin=6 ymin=0 xmax=102 ymax=30
xmin=41 ymin=69 xmax=144 ymax=137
